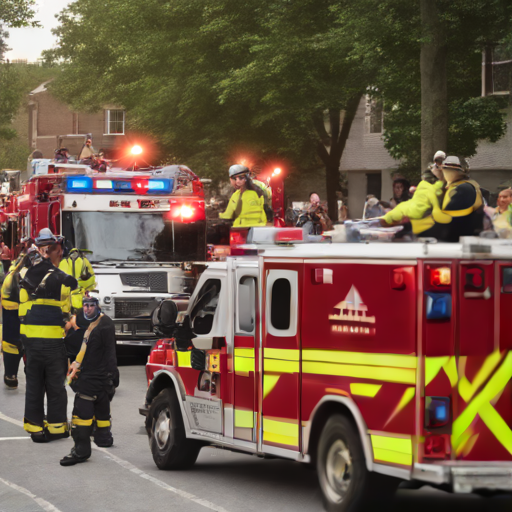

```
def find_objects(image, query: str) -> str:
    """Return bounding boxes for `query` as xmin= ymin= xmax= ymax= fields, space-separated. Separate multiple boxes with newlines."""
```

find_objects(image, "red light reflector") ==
xmin=424 ymin=434 xmax=449 ymax=459
xmin=275 ymin=228 xmax=304 ymax=243
xmin=431 ymin=267 xmax=451 ymax=286
xmin=465 ymin=267 xmax=483 ymax=289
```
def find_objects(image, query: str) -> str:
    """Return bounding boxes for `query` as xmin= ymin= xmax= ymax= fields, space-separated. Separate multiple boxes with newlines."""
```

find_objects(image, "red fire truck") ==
xmin=142 ymin=228 xmax=512 ymax=511
xmin=0 ymin=163 xmax=206 ymax=346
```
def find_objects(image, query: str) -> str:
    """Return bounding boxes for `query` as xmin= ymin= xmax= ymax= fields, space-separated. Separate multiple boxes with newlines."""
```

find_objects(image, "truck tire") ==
xmin=147 ymin=388 xmax=202 ymax=470
xmin=317 ymin=414 xmax=399 ymax=512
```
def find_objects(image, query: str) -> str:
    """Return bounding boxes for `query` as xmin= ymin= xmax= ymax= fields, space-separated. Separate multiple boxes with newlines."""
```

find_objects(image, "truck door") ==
xmin=233 ymin=266 xmax=259 ymax=442
xmin=261 ymin=263 xmax=302 ymax=453
xmin=452 ymin=260 xmax=512 ymax=461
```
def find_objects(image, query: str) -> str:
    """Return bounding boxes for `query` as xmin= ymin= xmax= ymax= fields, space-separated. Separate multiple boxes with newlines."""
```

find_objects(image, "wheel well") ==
xmin=307 ymin=401 xmax=361 ymax=466
xmin=146 ymin=373 xmax=177 ymax=406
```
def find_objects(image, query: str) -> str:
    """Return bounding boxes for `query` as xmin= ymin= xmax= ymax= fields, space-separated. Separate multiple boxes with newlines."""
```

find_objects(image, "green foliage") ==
xmin=0 ymin=134 xmax=29 ymax=169
xmin=0 ymin=0 xmax=39 ymax=28
xmin=340 ymin=0 xmax=512 ymax=177
xmin=0 ymin=62 xmax=23 ymax=139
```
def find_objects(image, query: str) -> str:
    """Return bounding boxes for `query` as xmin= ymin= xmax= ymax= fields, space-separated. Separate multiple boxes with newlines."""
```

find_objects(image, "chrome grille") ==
xmin=120 ymin=272 xmax=168 ymax=292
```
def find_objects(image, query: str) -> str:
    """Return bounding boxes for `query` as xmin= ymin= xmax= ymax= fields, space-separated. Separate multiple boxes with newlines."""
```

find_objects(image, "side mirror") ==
xmin=151 ymin=300 xmax=178 ymax=336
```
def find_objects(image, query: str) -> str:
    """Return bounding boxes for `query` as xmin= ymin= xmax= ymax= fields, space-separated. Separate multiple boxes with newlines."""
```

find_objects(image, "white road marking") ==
xmin=0 ymin=436 xmax=30 ymax=441
xmin=0 ymin=476 xmax=63 ymax=512
xmin=95 ymin=446 xmax=230 ymax=512
xmin=0 ymin=410 xmax=229 ymax=512
xmin=0 ymin=411 xmax=24 ymax=427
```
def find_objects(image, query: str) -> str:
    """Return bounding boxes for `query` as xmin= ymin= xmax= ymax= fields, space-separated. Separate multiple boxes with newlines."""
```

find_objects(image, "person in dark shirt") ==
xmin=60 ymin=296 xmax=119 ymax=466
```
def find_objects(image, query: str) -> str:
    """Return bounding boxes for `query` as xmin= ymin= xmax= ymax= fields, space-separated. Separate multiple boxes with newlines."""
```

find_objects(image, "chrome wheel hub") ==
xmin=154 ymin=408 xmax=171 ymax=450
xmin=325 ymin=439 xmax=352 ymax=503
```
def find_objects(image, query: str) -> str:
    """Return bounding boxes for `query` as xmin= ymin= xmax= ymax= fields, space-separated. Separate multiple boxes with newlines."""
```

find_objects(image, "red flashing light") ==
xmin=275 ymin=228 xmax=304 ymax=243
xmin=168 ymin=200 xmax=205 ymax=223
xmin=230 ymin=229 xmax=249 ymax=246
xmin=430 ymin=267 xmax=451 ymax=287
xmin=131 ymin=145 xmax=143 ymax=155
xmin=133 ymin=179 xmax=149 ymax=194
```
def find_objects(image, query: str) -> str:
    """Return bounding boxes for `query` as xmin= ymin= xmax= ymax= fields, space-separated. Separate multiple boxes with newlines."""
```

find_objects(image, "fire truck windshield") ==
xmin=62 ymin=211 xmax=206 ymax=263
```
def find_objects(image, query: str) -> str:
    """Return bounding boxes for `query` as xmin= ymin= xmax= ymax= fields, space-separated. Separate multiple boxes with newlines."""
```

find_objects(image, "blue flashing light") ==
xmin=148 ymin=179 xmax=173 ymax=193
xmin=66 ymin=176 xmax=93 ymax=193
xmin=425 ymin=292 xmax=452 ymax=320
xmin=114 ymin=181 xmax=133 ymax=192
xmin=425 ymin=397 xmax=450 ymax=428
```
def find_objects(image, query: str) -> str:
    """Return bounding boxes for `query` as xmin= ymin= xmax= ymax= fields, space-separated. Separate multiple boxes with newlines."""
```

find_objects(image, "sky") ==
xmin=4 ymin=0 xmax=71 ymax=62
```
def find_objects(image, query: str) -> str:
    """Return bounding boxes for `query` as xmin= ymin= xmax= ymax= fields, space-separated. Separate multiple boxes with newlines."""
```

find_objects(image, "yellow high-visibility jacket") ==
xmin=19 ymin=258 xmax=77 ymax=344
xmin=219 ymin=189 xmax=267 ymax=227
xmin=59 ymin=249 xmax=96 ymax=309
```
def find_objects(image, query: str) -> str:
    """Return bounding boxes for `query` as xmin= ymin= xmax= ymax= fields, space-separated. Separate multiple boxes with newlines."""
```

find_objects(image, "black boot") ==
xmin=60 ymin=425 xmax=92 ymax=467
xmin=4 ymin=375 xmax=18 ymax=389
xmin=94 ymin=425 xmax=113 ymax=447
xmin=31 ymin=431 xmax=50 ymax=443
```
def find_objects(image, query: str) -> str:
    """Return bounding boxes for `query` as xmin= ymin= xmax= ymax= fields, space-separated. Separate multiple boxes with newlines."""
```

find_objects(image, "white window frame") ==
xmin=104 ymin=109 xmax=125 ymax=135
xmin=236 ymin=272 xmax=258 ymax=335
xmin=266 ymin=269 xmax=298 ymax=337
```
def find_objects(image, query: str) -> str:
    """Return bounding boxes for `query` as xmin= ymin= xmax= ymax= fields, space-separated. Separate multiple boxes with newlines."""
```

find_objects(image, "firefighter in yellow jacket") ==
xmin=19 ymin=229 xmax=78 ymax=442
xmin=1 ymin=246 xmax=32 ymax=389
xmin=219 ymin=165 xmax=267 ymax=227
xmin=381 ymin=156 xmax=484 ymax=242
xmin=59 ymin=248 xmax=96 ymax=310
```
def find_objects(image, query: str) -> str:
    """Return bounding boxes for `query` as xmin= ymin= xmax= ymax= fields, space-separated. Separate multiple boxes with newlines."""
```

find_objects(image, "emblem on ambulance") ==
xmin=329 ymin=285 xmax=376 ymax=335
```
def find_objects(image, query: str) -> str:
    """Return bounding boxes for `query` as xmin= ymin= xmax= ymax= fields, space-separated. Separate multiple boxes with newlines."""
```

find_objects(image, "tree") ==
xmin=0 ymin=25 xmax=9 ymax=60
xmin=47 ymin=0 xmax=376 ymax=219
xmin=339 ymin=0 xmax=512 ymax=178
xmin=0 ymin=0 xmax=39 ymax=27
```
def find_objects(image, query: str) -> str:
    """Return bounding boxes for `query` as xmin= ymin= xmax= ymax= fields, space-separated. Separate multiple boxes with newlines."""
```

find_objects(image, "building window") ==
xmin=365 ymin=95 xmax=383 ymax=134
xmin=105 ymin=109 xmax=125 ymax=134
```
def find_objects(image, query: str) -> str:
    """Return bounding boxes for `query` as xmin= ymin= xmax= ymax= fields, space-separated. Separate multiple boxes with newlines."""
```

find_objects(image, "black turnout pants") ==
xmin=24 ymin=340 xmax=68 ymax=433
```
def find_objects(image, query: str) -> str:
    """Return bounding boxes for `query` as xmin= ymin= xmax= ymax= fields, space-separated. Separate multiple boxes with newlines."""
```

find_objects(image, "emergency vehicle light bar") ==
xmin=66 ymin=176 xmax=174 ymax=194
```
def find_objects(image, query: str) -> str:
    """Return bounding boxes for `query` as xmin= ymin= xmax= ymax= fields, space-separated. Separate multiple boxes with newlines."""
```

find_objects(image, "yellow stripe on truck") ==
xmin=371 ymin=434 xmax=413 ymax=466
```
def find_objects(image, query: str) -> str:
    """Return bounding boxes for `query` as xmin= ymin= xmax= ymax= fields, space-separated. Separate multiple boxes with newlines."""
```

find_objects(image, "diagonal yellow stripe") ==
xmin=350 ymin=383 xmax=382 ymax=397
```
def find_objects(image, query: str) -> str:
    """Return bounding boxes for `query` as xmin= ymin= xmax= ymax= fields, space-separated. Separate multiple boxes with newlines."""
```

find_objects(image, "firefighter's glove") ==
xmin=105 ymin=378 xmax=116 ymax=402
xmin=191 ymin=349 xmax=206 ymax=371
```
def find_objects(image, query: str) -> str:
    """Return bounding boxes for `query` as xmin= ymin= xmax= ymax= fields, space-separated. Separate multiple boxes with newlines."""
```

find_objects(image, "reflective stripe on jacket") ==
xmin=219 ymin=189 xmax=267 ymax=227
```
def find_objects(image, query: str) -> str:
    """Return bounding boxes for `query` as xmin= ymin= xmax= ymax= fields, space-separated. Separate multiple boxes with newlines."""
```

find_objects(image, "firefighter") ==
xmin=60 ymin=296 xmax=118 ymax=466
xmin=19 ymin=228 xmax=78 ymax=442
xmin=59 ymin=248 xmax=96 ymax=310
xmin=381 ymin=156 xmax=484 ymax=242
xmin=1 ymin=246 xmax=33 ymax=389
xmin=219 ymin=165 xmax=267 ymax=227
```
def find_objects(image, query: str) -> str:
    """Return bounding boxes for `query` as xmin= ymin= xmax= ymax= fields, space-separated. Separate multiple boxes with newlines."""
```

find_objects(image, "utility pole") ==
xmin=420 ymin=0 xmax=448 ymax=172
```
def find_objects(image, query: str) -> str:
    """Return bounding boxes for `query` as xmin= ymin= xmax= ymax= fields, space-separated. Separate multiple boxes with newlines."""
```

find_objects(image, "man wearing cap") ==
xmin=219 ymin=165 xmax=267 ymax=227
xmin=78 ymin=138 xmax=95 ymax=161
xmin=19 ymin=228 xmax=78 ymax=442
xmin=61 ymin=296 xmax=118 ymax=466
xmin=381 ymin=156 xmax=484 ymax=242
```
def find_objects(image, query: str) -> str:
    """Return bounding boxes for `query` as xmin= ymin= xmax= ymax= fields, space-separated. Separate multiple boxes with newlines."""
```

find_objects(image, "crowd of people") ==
xmin=1 ymin=229 xmax=118 ymax=466
xmin=217 ymin=152 xmax=512 ymax=243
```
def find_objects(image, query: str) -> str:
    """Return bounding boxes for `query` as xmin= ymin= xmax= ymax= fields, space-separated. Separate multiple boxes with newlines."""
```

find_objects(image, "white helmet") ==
xmin=228 ymin=164 xmax=249 ymax=178
xmin=433 ymin=150 xmax=446 ymax=162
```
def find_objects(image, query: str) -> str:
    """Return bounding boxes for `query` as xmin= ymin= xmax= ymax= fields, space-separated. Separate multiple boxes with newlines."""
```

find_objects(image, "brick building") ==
xmin=28 ymin=81 xmax=127 ymax=159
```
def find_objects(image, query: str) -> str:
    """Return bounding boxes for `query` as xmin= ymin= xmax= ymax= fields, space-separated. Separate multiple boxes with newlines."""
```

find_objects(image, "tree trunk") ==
xmin=315 ymin=94 xmax=362 ymax=221
xmin=420 ymin=0 xmax=448 ymax=172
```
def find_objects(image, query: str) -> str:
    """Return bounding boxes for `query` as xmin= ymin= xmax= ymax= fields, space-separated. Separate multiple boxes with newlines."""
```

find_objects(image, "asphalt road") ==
xmin=1 ymin=358 xmax=511 ymax=512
